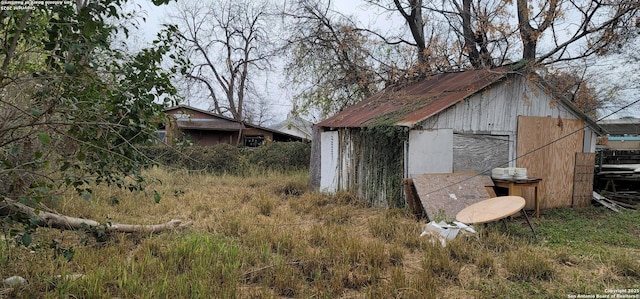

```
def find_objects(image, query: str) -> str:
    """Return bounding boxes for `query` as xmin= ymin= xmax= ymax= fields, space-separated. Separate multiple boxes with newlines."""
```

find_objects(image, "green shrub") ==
xmin=138 ymin=142 xmax=310 ymax=174
xmin=248 ymin=142 xmax=310 ymax=171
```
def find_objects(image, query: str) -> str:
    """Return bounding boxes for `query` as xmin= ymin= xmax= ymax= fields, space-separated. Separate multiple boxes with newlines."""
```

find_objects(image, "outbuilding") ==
xmin=310 ymin=66 xmax=604 ymax=210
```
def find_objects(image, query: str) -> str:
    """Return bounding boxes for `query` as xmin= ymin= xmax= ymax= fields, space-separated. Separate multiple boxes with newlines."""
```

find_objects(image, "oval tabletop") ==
xmin=456 ymin=196 xmax=526 ymax=224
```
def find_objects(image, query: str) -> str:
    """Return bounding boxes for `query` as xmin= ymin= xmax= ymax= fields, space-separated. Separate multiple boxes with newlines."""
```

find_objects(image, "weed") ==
xmin=368 ymin=208 xmax=412 ymax=243
xmin=321 ymin=206 xmax=352 ymax=224
xmin=389 ymin=244 xmax=405 ymax=266
xmin=504 ymin=247 xmax=555 ymax=281
xmin=368 ymin=215 xmax=398 ymax=242
xmin=253 ymin=195 xmax=276 ymax=216
xmin=421 ymin=242 xmax=461 ymax=279
xmin=6 ymin=168 xmax=640 ymax=298
xmin=270 ymin=177 xmax=308 ymax=197
xmin=365 ymin=239 xmax=390 ymax=270
xmin=271 ymin=261 xmax=304 ymax=297
xmin=447 ymin=236 xmax=478 ymax=263
xmin=611 ymin=252 xmax=640 ymax=278
xmin=269 ymin=231 xmax=298 ymax=256
xmin=216 ymin=211 xmax=251 ymax=238
xmin=538 ymin=207 xmax=640 ymax=252
xmin=478 ymin=227 xmax=517 ymax=253
xmin=554 ymin=247 xmax=583 ymax=266
xmin=475 ymin=251 xmax=495 ymax=276
xmin=334 ymin=190 xmax=359 ymax=205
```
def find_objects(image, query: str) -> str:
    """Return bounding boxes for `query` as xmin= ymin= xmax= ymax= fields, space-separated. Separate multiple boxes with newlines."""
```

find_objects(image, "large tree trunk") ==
xmin=1 ymin=197 xmax=192 ymax=235
xmin=516 ymin=0 xmax=559 ymax=62
xmin=461 ymin=0 xmax=481 ymax=68
xmin=394 ymin=0 xmax=429 ymax=68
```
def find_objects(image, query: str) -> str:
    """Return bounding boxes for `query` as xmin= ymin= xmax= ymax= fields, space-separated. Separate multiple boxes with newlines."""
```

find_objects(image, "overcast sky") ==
xmin=127 ymin=0 xmax=639 ymax=122
xmin=124 ymin=0 xmax=401 ymax=124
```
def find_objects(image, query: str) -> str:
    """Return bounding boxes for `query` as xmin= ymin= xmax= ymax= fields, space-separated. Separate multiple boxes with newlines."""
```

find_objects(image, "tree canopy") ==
xmin=282 ymin=0 xmax=639 ymax=118
xmin=167 ymin=0 xmax=279 ymax=123
xmin=1 ymin=0 xmax=186 ymax=240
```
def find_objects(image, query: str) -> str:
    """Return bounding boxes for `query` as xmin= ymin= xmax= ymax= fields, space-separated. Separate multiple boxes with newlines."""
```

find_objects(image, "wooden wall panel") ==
xmin=572 ymin=153 xmax=596 ymax=208
xmin=516 ymin=116 xmax=584 ymax=209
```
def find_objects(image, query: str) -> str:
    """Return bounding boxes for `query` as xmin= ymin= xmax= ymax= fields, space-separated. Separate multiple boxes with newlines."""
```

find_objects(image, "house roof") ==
xmin=598 ymin=118 xmax=640 ymax=136
xmin=269 ymin=114 xmax=313 ymax=140
xmin=316 ymin=66 xmax=605 ymax=134
xmin=164 ymin=105 xmax=304 ymax=140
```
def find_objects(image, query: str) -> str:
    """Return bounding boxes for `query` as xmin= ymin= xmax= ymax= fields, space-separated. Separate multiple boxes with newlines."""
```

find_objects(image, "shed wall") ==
xmin=314 ymin=74 xmax=600 ymax=209
xmin=320 ymin=131 xmax=339 ymax=193
xmin=516 ymin=116 xmax=585 ymax=209
xmin=419 ymin=75 xmax=579 ymax=134
xmin=320 ymin=128 xmax=406 ymax=207
xmin=453 ymin=133 xmax=509 ymax=174
xmin=408 ymin=129 xmax=453 ymax=176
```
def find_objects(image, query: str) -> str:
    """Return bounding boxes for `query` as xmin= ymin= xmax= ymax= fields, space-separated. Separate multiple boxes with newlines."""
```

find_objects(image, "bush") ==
xmin=138 ymin=142 xmax=310 ymax=174
xmin=248 ymin=142 xmax=311 ymax=171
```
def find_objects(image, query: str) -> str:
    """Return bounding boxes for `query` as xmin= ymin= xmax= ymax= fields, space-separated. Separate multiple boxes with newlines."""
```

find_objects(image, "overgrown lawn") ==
xmin=1 ymin=167 xmax=639 ymax=298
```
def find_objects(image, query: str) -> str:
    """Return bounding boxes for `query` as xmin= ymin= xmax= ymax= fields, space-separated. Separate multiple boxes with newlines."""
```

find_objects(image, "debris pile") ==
xmin=420 ymin=221 xmax=476 ymax=247
xmin=594 ymin=149 xmax=640 ymax=209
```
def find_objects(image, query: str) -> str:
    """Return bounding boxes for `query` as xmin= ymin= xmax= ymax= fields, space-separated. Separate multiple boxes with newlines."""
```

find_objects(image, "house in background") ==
xmin=269 ymin=113 xmax=313 ymax=141
xmin=161 ymin=105 xmax=304 ymax=147
xmin=594 ymin=117 xmax=640 ymax=193
xmin=311 ymin=65 xmax=605 ymax=210
xmin=597 ymin=117 xmax=640 ymax=150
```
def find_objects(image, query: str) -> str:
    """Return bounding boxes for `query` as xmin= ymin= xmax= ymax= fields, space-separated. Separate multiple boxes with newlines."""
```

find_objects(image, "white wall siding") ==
xmin=408 ymin=129 xmax=453 ymax=176
xmin=583 ymin=127 xmax=597 ymax=153
xmin=320 ymin=131 xmax=339 ymax=192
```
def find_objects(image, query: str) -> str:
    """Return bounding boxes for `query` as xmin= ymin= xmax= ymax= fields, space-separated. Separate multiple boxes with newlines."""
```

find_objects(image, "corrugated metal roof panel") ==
xmin=317 ymin=68 xmax=507 ymax=128
xmin=167 ymin=105 xmax=307 ymax=140
xmin=598 ymin=118 xmax=640 ymax=136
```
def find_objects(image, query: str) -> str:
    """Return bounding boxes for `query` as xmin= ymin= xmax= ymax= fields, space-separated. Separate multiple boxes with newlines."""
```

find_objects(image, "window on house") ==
xmin=156 ymin=130 xmax=167 ymax=144
xmin=244 ymin=136 xmax=264 ymax=147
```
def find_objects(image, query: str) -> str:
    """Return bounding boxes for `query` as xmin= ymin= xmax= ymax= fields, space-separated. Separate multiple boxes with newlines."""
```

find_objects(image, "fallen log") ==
xmin=1 ymin=197 xmax=192 ymax=235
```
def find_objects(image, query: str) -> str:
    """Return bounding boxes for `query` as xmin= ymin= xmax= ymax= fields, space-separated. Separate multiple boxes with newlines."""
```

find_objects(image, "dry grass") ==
xmin=1 ymin=167 xmax=640 ymax=298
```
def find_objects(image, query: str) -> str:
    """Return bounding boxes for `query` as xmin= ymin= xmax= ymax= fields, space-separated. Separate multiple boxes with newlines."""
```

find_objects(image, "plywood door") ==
xmin=516 ymin=116 xmax=584 ymax=209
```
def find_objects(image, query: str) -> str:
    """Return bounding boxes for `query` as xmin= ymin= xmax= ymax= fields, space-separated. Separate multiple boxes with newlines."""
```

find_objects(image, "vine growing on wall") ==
xmin=348 ymin=125 xmax=408 ymax=207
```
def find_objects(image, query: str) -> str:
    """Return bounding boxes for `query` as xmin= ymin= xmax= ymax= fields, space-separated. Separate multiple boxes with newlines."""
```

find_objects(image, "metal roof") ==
xmin=165 ymin=105 xmax=306 ymax=140
xmin=597 ymin=118 xmax=640 ymax=136
xmin=317 ymin=68 xmax=508 ymax=128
